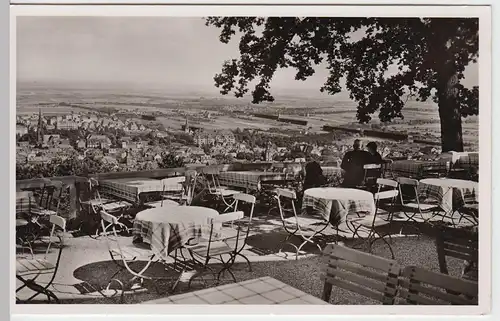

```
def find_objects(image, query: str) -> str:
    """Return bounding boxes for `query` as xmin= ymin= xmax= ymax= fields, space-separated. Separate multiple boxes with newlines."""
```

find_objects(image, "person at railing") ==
xmin=303 ymin=161 xmax=327 ymax=191
xmin=366 ymin=141 xmax=384 ymax=164
xmin=340 ymin=139 xmax=371 ymax=188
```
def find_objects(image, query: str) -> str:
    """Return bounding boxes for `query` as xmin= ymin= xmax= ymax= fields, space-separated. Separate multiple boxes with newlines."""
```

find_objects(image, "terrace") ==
xmin=15 ymin=155 xmax=479 ymax=305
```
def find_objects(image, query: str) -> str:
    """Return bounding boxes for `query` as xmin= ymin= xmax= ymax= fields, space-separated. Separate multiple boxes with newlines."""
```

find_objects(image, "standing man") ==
xmin=340 ymin=139 xmax=371 ymax=187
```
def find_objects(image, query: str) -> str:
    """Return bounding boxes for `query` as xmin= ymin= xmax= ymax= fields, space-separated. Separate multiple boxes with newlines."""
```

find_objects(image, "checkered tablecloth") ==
xmin=100 ymin=177 xmax=183 ymax=204
xmin=390 ymin=160 xmax=449 ymax=178
xmin=321 ymin=166 xmax=343 ymax=178
xmin=457 ymin=152 xmax=479 ymax=170
xmin=142 ymin=276 xmax=328 ymax=305
xmin=218 ymin=171 xmax=289 ymax=191
xmin=418 ymin=178 xmax=478 ymax=214
xmin=16 ymin=191 xmax=34 ymax=215
xmin=302 ymin=188 xmax=375 ymax=225
xmin=132 ymin=206 xmax=220 ymax=260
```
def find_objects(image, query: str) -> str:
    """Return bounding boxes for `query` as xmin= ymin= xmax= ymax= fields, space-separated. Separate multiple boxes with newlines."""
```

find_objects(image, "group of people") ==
xmin=303 ymin=139 xmax=384 ymax=191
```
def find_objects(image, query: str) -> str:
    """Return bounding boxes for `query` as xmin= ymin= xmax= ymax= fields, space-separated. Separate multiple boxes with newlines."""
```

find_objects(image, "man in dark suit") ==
xmin=340 ymin=139 xmax=371 ymax=187
xmin=366 ymin=141 xmax=384 ymax=164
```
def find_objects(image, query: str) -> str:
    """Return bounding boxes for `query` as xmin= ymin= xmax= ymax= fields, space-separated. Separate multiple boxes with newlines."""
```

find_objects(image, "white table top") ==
xmin=135 ymin=205 xmax=219 ymax=224
xmin=16 ymin=191 xmax=33 ymax=199
xmin=142 ymin=276 xmax=328 ymax=305
xmin=420 ymin=178 xmax=478 ymax=189
xmin=222 ymin=171 xmax=283 ymax=176
xmin=104 ymin=177 xmax=160 ymax=185
xmin=304 ymin=187 xmax=374 ymax=201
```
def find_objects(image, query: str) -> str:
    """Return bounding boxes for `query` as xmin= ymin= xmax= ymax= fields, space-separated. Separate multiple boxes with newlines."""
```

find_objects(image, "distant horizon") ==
xmin=17 ymin=16 xmax=478 ymax=101
xmin=16 ymin=78 xmax=354 ymax=102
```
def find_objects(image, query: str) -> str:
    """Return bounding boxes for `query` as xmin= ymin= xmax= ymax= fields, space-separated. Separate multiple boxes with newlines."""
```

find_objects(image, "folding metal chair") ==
xmin=220 ymin=193 xmax=256 ymax=272
xmin=22 ymin=181 xmax=71 ymax=251
xmin=200 ymin=167 xmax=240 ymax=212
xmin=397 ymin=177 xmax=440 ymax=224
xmin=347 ymin=178 xmax=399 ymax=259
xmin=358 ymin=164 xmax=383 ymax=191
xmin=184 ymin=211 xmax=246 ymax=287
xmin=321 ymin=244 xmax=401 ymax=304
xmin=276 ymin=188 xmax=330 ymax=260
xmin=398 ymin=266 xmax=478 ymax=305
xmin=435 ymin=226 xmax=478 ymax=281
xmin=79 ymin=178 xmax=131 ymax=238
xmin=160 ymin=176 xmax=191 ymax=205
xmin=100 ymin=210 xmax=164 ymax=301
xmin=381 ymin=159 xmax=394 ymax=178
xmin=16 ymin=215 xmax=66 ymax=303
xmin=456 ymin=189 xmax=479 ymax=227
xmin=31 ymin=180 xmax=64 ymax=216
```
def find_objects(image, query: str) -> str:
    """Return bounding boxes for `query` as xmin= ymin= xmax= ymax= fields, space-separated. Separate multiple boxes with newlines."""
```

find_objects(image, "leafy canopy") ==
xmin=206 ymin=17 xmax=478 ymax=123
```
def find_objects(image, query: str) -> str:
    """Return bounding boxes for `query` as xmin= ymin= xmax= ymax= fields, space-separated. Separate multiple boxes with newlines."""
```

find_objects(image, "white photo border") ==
xmin=7 ymin=1 xmax=495 ymax=319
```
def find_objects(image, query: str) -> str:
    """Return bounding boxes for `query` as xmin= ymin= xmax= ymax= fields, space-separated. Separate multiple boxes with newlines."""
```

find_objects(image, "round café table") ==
xmin=302 ymin=187 xmax=376 ymax=225
xmin=418 ymin=178 xmax=478 ymax=215
xmin=133 ymin=205 xmax=220 ymax=260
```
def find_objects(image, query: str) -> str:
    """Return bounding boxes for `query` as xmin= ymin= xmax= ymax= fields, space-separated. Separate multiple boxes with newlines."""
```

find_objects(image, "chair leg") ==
xmin=277 ymin=230 xmax=300 ymax=259
xmin=236 ymin=253 xmax=252 ymax=272
xmin=368 ymin=231 xmax=395 ymax=260
xmin=187 ymin=263 xmax=218 ymax=289
xmin=20 ymin=277 xmax=60 ymax=303
xmin=218 ymin=255 xmax=237 ymax=283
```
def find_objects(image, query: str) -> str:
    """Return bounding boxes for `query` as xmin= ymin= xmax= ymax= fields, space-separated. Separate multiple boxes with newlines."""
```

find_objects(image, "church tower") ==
xmin=184 ymin=116 xmax=189 ymax=133
xmin=36 ymin=108 xmax=43 ymax=145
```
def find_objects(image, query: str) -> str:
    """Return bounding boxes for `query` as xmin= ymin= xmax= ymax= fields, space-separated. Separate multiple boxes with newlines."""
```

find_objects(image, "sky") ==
xmin=16 ymin=17 xmax=479 ymax=97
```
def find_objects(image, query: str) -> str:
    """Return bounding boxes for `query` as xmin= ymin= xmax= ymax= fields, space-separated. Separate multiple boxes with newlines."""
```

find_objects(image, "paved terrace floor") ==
xmin=15 ymin=209 xmax=475 ymax=304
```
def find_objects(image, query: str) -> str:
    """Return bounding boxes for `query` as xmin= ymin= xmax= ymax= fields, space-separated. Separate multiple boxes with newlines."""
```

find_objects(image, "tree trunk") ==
xmin=438 ymin=73 xmax=464 ymax=152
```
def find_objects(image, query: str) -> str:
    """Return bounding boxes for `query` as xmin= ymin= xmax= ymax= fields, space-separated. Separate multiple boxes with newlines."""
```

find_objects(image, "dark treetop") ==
xmin=206 ymin=17 xmax=479 ymax=152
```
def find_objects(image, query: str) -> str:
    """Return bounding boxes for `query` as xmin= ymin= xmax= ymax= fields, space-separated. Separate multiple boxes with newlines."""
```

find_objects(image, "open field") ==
xmin=16 ymin=85 xmax=479 ymax=148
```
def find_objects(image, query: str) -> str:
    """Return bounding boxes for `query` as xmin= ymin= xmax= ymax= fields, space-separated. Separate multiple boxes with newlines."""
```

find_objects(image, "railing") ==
xmin=15 ymin=162 xmax=303 ymax=220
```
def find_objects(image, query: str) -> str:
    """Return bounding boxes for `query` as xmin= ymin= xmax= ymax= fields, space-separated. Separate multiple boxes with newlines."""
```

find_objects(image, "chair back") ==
xmin=396 ymin=177 xmax=420 ymax=206
xmin=79 ymin=178 xmax=105 ymax=212
xmin=205 ymin=211 xmax=246 ymax=255
xmin=211 ymin=211 xmax=245 ymax=224
xmin=46 ymin=181 xmax=68 ymax=214
xmin=374 ymin=178 xmax=399 ymax=208
xmin=435 ymin=226 xmax=478 ymax=276
xmin=100 ymin=210 xmax=123 ymax=255
xmin=376 ymin=178 xmax=398 ymax=189
xmin=233 ymin=193 xmax=256 ymax=220
xmin=37 ymin=180 xmax=62 ymax=210
xmin=200 ymin=167 xmax=223 ymax=194
xmin=399 ymin=266 xmax=478 ymax=305
xmin=159 ymin=176 xmax=188 ymax=205
xmin=321 ymin=244 xmax=401 ymax=304
xmin=276 ymin=188 xmax=298 ymax=221
xmin=45 ymin=215 xmax=66 ymax=260
xmin=161 ymin=176 xmax=186 ymax=189
xmin=381 ymin=159 xmax=393 ymax=178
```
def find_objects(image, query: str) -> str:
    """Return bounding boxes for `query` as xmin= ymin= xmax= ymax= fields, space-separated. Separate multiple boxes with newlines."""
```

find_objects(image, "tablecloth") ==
xmin=418 ymin=178 xmax=478 ymax=214
xmin=218 ymin=171 xmax=289 ymax=191
xmin=100 ymin=177 xmax=183 ymax=203
xmin=390 ymin=159 xmax=449 ymax=178
xmin=132 ymin=206 xmax=220 ymax=260
xmin=302 ymin=188 xmax=375 ymax=225
xmin=321 ymin=166 xmax=343 ymax=178
xmin=16 ymin=191 xmax=34 ymax=215
xmin=456 ymin=152 xmax=479 ymax=170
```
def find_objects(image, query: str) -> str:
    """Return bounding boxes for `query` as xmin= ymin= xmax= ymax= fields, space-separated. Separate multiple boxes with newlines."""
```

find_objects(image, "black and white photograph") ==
xmin=11 ymin=4 xmax=491 ymax=313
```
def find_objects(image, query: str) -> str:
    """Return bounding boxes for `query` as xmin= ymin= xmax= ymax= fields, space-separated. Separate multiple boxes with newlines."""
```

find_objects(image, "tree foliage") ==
xmin=16 ymin=155 xmax=118 ymax=180
xmin=159 ymin=154 xmax=185 ymax=169
xmin=206 ymin=17 xmax=479 ymax=151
